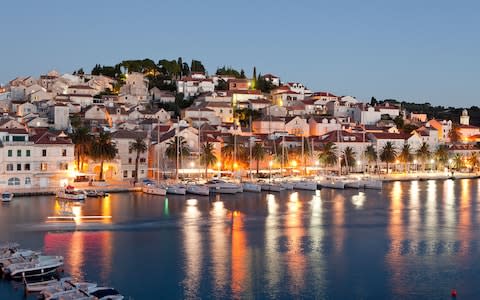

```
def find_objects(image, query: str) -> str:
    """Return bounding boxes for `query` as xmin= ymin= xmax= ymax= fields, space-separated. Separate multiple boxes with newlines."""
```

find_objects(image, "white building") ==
xmin=111 ymin=130 xmax=149 ymax=180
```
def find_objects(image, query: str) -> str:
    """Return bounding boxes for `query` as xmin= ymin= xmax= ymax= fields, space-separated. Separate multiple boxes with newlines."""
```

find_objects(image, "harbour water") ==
xmin=1 ymin=179 xmax=480 ymax=299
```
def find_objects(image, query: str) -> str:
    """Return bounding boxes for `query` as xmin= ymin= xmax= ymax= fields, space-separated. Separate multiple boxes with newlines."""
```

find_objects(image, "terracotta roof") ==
xmin=68 ymin=85 xmax=94 ymax=90
xmin=0 ymin=128 xmax=28 ymax=134
xmin=31 ymin=131 xmax=72 ymax=145
xmin=111 ymin=130 xmax=147 ymax=139
xmin=369 ymin=132 xmax=410 ymax=140
xmin=320 ymin=130 xmax=368 ymax=143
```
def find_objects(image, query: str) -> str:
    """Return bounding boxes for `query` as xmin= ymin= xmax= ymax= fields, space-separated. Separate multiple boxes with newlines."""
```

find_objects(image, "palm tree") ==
xmin=434 ymin=144 xmax=449 ymax=169
xmin=221 ymin=140 xmax=247 ymax=171
xmin=90 ymin=132 xmax=118 ymax=181
xmin=341 ymin=147 xmax=356 ymax=174
xmin=416 ymin=142 xmax=431 ymax=171
xmin=398 ymin=144 xmax=413 ymax=173
xmin=364 ymin=145 xmax=377 ymax=174
xmin=318 ymin=142 xmax=338 ymax=170
xmin=468 ymin=152 xmax=479 ymax=172
xmin=452 ymin=153 xmax=464 ymax=170
xmin=129 ymin=137 xmax=147 ymax=183
xmin=200 ymin=142 xmax=217 ymax=178
xmin=165 ymin=136 xmax=190 ymax=178
xmin=69 ymin=127 xmax=92 ymax=171
xmin=252 ymin=142 xmax=265 ymax=175
xmin=380 ymin=142 xmax=397 ymax=174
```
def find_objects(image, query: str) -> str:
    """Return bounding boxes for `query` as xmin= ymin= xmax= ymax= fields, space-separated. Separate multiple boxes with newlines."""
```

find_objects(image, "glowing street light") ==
xmin=290 ymin=160 xmax=298 ymax=168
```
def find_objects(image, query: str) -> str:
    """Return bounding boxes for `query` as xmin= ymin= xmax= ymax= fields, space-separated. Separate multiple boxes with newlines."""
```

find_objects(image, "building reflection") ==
xmin=182 ymin=199 xmax=202 ymax=299
xmin=209 ymin=201 xmax=228 ymax=295
xmin=443 ymin=180 xmax=456 ymax=243
xmin=231 ymin=209 xmax=250 ymax=298
xmin=408 ymin=181 xmax=420 ymax=241
xmin=458 ymin=179 xmax=471 ymax=257
xmin=332 ymin=193 xmax=345 ymax=254
xmin=308 ymin=190 xmax=326 ymax=295
xmin=264 ymin=193 xmax=280 ymax=297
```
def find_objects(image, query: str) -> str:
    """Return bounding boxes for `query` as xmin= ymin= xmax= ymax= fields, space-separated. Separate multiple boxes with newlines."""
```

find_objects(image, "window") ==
xmin=40 ymin=163 xmax=47 ymax=171
xmin=129 ymin=148 xmax=132 ymax=154
xmin=6 ymin=164 xmax=13 ymax=171
xmin=8 ymin=177 xmax=20 ymax=186
xmin=24 ymin=164 xmax=30 ymax=171
xmin=59 ymin=163 xmax=68 ymax=170
xmin=62 ymin=149 xmax=67 ymax=157
xmin=16 ymin=164 xmax=21 ymax=171
xmin=5 ymin=136 xmax=9 ymax=142
xmin=140 ymin=158 xmax=146 ymax=163
xmin=128 ymin=158 xmax=132 ymax=164
xmin=26 ymin=150 xmax=30 ymax=157
xmin=42 ymin=149 xmax=47 ymax=157
xmin=7 ymin=150 xmax=12 ymax=157
xmin=132 ymin=170 xmax=136 ymax=178
xmin=141 ymin=170 xmax=144 ymax=174
xmin=12 ymin=136 xmax=25 ymax=142
xmin=123 ymin=170 xmax=128 ymax=178
xmin=17 ymin=150 xmax=21 ymax=157
xmin=25 ymin=177 xmax=31 ymax=185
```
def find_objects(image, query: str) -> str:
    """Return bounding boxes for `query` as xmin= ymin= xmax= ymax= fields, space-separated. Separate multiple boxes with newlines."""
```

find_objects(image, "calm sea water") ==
xmin=1 ymin=179 xmax=480 ymax=299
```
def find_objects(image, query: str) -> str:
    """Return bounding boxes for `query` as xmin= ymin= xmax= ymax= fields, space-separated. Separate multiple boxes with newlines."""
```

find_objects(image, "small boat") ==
xmin=186 ymin=184 xmax=210 ymax=196
xmin=206 ymin=180 xmax=243 ymax=194
xmin=242 ymin=182 xmax=261 ymax=193
xmin=344 ymin=178 xmax=361 ymax=189
xmin=167 ymin=184 xmax=187 ymax=195
xmin=40 ymin=277 xmax=97 ymax=299
xmin=0 ymin=248 xmax=38 ymax=267
xmin=3 ymin=255 xmax=64 ymax=279
xmin=24 ymin=276 xmax=60 ymax=293
xmin=86 ymin=287 xmax=124 ymax=300
xmin=279 ymin=181 xmax=294 ymax=190
xmin=260 ymin=182 xmax=285 ymax=192
xmin=57 ymin=186 xmax=86 ymax=201
xmin=293 ymin=181 xmax=317 ymax=191
xmin=142 ymin=184 xmax=167 ymax=196
xmin=1 ymin=191 xmax=13 ymax=202
xmin=44 ymin=289 xmax=93 ymax=300
xmin=85 ymin=190 xmax=110 ymax=197
xmin=318 ymin=177 xmax=345 ymax=189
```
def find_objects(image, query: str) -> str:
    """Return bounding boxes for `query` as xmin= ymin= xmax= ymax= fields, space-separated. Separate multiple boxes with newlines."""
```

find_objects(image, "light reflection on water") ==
xmin=2 ymin=179 xmax=480 ymax=299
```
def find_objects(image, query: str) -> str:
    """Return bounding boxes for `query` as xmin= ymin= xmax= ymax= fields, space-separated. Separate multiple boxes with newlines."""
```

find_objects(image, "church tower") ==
xmin=460 ymin=109 xmax=470 ymax=125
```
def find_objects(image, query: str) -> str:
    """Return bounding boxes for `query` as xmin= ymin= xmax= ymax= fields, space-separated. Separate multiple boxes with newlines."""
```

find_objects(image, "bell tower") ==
xmin=460 ymin=109 xmax=470 ymax=126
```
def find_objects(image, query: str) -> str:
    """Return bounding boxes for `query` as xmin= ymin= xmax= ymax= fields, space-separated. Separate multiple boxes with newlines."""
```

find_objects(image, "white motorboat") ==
xmin=344 ymin=178 xmax=361 ymax=189
xmin=86 ymin=287 xmax=124 ymax=300
xmin=363 ymin=179 xmax=383 ymax=190
xmin=293 ymin=181 xmax=318 ymax=191
xmin=85 ymin=190 xmax=109 ymax=197
xmin=40 ymin=277 xmax=97 ymax=299
xmin=57 ymin=186 xmax=86 ymax=201
xmin=167 ymin=184 xmax=187 ymax=195
xmin=45 ymin=289 xmax=93 ymax=300
xmin=24 ymin=276 xmax=59 ymax=293
xmin=0 ymin=249 xmax=38 ymax=267
xmin=4 ymin=255 xmax=64 ymax=279
xmin=1 ymin=191 xmax=13 ymax=202
xmin=242 ymin=182 xmax=261 ymax=193
xmin=186 ymin=184 xmax=210 ymax=196
xmin=142 ymin=184 xmax=167 ymax=196
xmin=260 ymin=182 xmax=285 ymax=192
xmin=206 ymin=180 xmax=242 ymax=194
xmin=279 ymin=181 xmax=294 ymax=190
xmin=0 ymin=242 xmax=19 ymax=252
xmin=318 ymin=177 xmax=345 ymax=189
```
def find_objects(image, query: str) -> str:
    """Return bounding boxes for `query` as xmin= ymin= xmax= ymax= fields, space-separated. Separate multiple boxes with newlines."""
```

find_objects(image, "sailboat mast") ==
xmin=176 ymin=117 xmax=180 ymax=180
xmin=249 ymin=115 xmax=253 ymax=180
xmin=301 ymin=135 xmax=305 ymax=176
xmin=198 ymin=107 xmax=201 ymax=179
xmin=281 ymin=135 xmax=284 ymax=177
xmin=157 ymin=117 xmax=160 ymax=183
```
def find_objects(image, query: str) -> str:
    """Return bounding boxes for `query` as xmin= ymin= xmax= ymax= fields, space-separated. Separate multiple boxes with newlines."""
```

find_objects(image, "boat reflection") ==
xmin=264 ymin=193 xmax=280 ymax=297
xmin=209 ymin=201 xmax=228 ymax=296
xmin=182 ymin=198 xmax=202 ymax=299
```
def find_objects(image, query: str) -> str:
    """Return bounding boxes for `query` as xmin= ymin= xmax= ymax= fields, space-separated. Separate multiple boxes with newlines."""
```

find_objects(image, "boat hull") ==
xmin=364 ymin=180 xmax=383 ymax=190
xmin=56 ymin=191 xmax=85 ymax=201
xmin=8 ymin=264 xmax=62 ymax=279
xmin=261 ymin=184 xmax=285 ymax=192
xmin=167 ymin=187 xmax=187 ymax=195
xmin=242 ymin=183 xmax=261 ymax=193
xmin=142 ymin=187 xmax=166 ymax=196
xmin=319 ymin=181 xmax=345 ymax=189
xmin=186 ymin=186 xmax=210 ymax=196
xmin=293 ymin=182 xmax=317 ymax=191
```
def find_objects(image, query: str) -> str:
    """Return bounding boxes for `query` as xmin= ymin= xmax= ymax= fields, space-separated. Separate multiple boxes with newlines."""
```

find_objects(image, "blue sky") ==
xmin=1 ymin=0 xmax=478 ymax=106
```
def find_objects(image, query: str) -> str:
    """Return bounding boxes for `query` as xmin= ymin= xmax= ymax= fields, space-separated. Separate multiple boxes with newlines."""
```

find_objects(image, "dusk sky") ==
xmin=1 ymin=0 xmax=478 ymax=106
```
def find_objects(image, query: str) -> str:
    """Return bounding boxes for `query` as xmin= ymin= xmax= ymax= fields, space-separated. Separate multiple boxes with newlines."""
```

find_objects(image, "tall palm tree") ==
xmin=380 ymin=142 xmax=397 ymax=174
xmin=318 ymin=142 xmax=338 ymax=170
xmin=70 ymin=127 xmax=92 ymax=171
xmin=434 ymin=144 xmax=449 ymax=169
xmin=341 ymin=147 xmax=356 ymax=174
xmin=364 ymin=145 xmax=377 ymax=174
xmin=90 ymin=132 xmax=118 ymax=181
xmin=452 ymin=153 xmax=464 ymax=170
xmin=200 ymin=142 xmax=217 ymax=178
xmin=468 ymin=152 xmax=479 ymax=172
xmin=221 ymin=140 xmax=247 ymax=171
xmin=129 ymin=137 xmax=147 ymax=183
xmin=165 ymin=136 xmax=190 ymax=178
xmin=398 ymin=144 xmax=413 ymax=173
xmin=252 ymin=142 xmax=265 ymax=175
xmin=416 ymin=142 xmax=431 ymax=171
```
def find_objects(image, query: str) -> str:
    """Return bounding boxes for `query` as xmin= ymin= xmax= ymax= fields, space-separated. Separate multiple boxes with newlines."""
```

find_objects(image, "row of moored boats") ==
xmin=0 ymin=242 xmax=124 ymax=299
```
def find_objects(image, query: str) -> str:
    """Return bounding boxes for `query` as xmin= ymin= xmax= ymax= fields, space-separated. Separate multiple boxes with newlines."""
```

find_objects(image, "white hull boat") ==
xmin=24 ymin=277 xmax=59 ymax=293
xmin=344 ymin=179 xmax=361 ymax=189
xmin=319 ymin=180 xmax=345 ymax=189
xmin=57 ymin=190 xmax=86 ymax=201
xmin=4 ymin=255 xmax=64 ymax=279
xmin=87 ymin=287 xmax=124 ymax=300
xmin=167 ymin=184 xmax=187 ymax=195
xmin=142 ymin=184 xmax=167 ymax=196
xmin=279 ymin=182 xmax=294 ymax=190
xmin=1 ymin=192 xmax=13 ymax=202
xmin=242 ymin=182 xmax=261 ymax=193
xmin=206 ymin=180 xmax=242 ymax=194
xmin=364 ymin=179 xmax=383 ymax=190
xmin=0 ymin=249 xmax=38 ymax=267
xmin=293 ymin=181 xmax=317 ymax=191
xmin=40 ymin=277 xmax=97 ymax=299
xmin=260 ymin=183 xmax=285 ymax=192
xmin=186 ymin=184 xmax=210 ymax=196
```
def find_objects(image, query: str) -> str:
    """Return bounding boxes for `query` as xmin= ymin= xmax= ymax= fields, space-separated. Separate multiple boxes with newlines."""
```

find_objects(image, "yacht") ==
xmin=293 ymin=181 xmax=317 ymax=191
xmin=0 ymin=249 xmax=38 ymax=267
xmin=86 ymin=287 xmax=124 ymax=300
xmin=1 ymin=191 xmax=13 ymax=202
xmin=242 ymin=182 xmax=261 ymax=193
xmin=344 ymin=178 xmax=361 ymax=189
xmin=318 ymin=177 xmax=345 ymax=189
xmin=3 ymin=255 xmax=64 ymax=279
xmin=206 ymin=180 xmax=242 ymax=194
xmin=57 ymin=186 xmax=86 ymax=201
xmin=259 ymin=181 xmax=285 ymax=192
xmin=142 ymin=183 xmax=167 ymax=196
xmin=85 ymin=190 xmax=109 ymax=197
xmin=185 ymin=183 xmax=210 ymax=196
xmin=40 ymin=277 xmax=97 ymax=299
xmin=279 ymin=181 xmax=294 ymax=190
xmin=166 ymin=184 xmax=187 ymax=195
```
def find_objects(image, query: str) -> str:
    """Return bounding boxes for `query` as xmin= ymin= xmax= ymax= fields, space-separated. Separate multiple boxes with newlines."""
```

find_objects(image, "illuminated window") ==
xmin=40 ymin=163 xmax=48 ymax=171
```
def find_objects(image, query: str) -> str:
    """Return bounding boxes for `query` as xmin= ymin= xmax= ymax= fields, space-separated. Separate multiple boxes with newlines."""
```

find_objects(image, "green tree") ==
xmin=398 ymin=144 xmax=413 ymax=173
xmin=394 ymin=115 xmax=404 ymax=129
xmin=221 ymin=139 xmax=247 ymax=171
xmin=468 ymin=152 xmax=479 ymax=172
xmin=341 ymin=147 xmax=356 ymax=174
xmin=452 ymin=153 xmax=464 ymax=170
xmin=364 ymin=145 xmax=377 ymax=174
xmin=90 ymin=132 xmax=118 ymax=181
xmin=252 ymin=142 xmax=266 ymax=175
xmin=165 ymin=136 xmax=191 ymax=178
xmin=200 ymin=142 xmax=217 ymax=178
xmin=318 ymin=142 xmax=338 ymax=169
xmin=380 ymin=142 xmax=397 ymax=174
xmin=416 ymin=142 xmax=431 ymax=171
xmin=69 ymin=127 xmax=92 ymax=171
xmin=129 ymin=137 xmax=147 ymax=183
xmin=191 ymin=59 xmax=205 ymax=73
xmin=252 ymin=66 xmax=257 ymax=90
